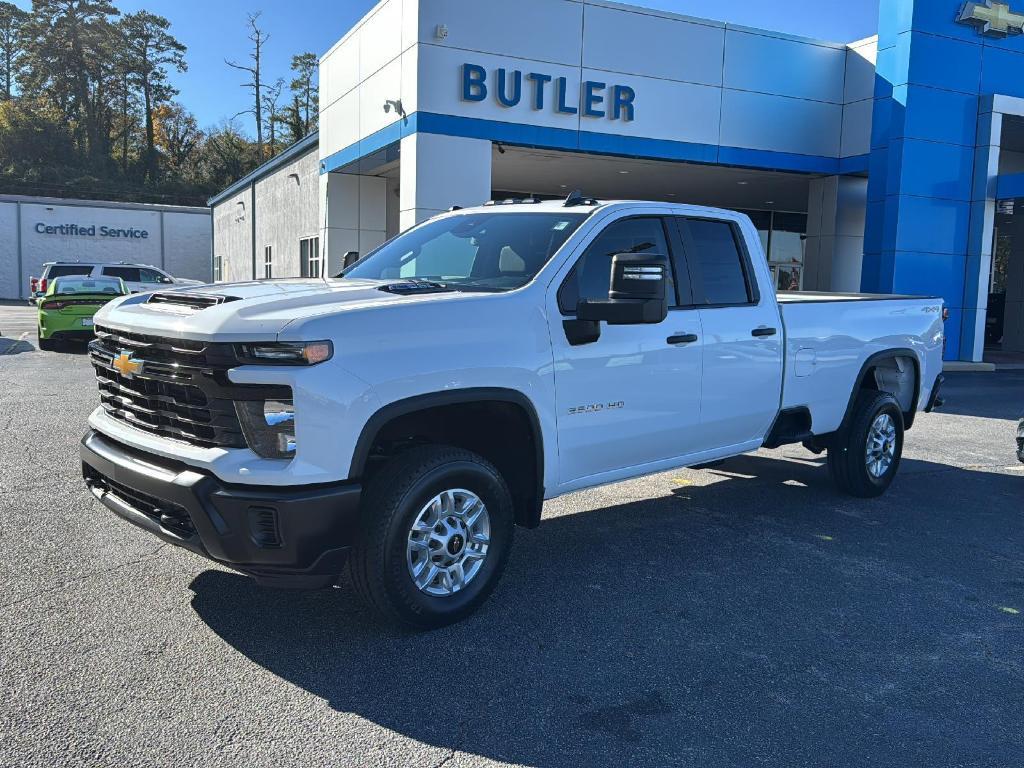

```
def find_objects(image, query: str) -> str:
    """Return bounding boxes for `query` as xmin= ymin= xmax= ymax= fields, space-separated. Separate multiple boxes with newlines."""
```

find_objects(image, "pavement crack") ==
xmin=0 ymin=543 xmax=168 ymax=611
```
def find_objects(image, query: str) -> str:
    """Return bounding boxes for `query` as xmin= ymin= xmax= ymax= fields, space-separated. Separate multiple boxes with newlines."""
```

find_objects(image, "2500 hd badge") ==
xmin=568 ymin=401 xmax=625 ymax=415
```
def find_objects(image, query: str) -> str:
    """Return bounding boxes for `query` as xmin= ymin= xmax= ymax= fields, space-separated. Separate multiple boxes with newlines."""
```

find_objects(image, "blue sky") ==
xmin=15 ymin=0 xmax=879 ymax=136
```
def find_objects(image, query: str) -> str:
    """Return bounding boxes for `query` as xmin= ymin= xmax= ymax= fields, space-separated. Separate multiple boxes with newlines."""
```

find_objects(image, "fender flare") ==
xmin=838 ymin=348 xmax=921 ymax=433
xmin=349 ymin=387 xmax=546 ymax=527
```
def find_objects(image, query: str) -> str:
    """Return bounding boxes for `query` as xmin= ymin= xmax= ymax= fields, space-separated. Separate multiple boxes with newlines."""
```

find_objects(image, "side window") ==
xmin=102 ymin=266 xmax=141 ymax=283
xmin=139 ymin=268 xmax=165 ymax=283
xmin=679 ymin=218 xmax=753 ymax=306
xmin=46 ymin=265 xmax=92 ymax=279
xmin=558 ymin=217 xmax=672 ymax=313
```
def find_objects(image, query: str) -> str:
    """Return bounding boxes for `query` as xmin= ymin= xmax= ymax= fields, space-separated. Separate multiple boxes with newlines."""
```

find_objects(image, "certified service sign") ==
xmin=957 ymin=0 xmax=1024 ymax=37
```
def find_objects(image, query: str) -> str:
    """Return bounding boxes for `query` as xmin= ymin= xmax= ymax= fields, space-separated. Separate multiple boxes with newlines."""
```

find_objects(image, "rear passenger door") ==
xmin=674 ymin=216 xmax=783 ymax=449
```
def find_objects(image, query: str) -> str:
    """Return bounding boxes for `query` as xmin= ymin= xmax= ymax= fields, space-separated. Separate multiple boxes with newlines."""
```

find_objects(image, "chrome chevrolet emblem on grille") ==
xmin=112 ymin=350 xmax=143 ymax=378
xmin=957 ymin=0 xmax=1024 ymax=36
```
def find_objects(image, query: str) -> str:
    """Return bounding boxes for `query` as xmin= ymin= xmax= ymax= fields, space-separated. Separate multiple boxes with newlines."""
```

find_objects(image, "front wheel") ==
xmin=349 ymin=445 xmax=515 ymax=629
xmin=827 ymin=391 xmax=904 ymax=498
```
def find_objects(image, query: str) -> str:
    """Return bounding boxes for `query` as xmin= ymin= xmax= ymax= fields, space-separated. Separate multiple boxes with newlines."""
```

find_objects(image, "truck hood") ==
xmin=93 ymin=278 xmax=472 ymax=340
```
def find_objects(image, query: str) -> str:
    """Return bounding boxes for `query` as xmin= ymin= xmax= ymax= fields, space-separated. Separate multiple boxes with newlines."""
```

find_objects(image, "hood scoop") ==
xmin=377 ymin=280 xmax=452 ymax=295
xmin=146 ymin=292 xmax=241 ymax=311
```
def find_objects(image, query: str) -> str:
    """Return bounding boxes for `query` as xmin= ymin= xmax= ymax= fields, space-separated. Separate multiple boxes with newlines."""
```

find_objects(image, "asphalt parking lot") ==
xmin=2 ymin=301 xmax=1023 ymax=767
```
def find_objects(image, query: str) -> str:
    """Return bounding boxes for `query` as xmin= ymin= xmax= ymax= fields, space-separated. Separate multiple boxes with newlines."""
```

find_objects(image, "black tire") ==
xmin=349 ymin=445 xmax=515 ymax=629
xmin=37 ymin=328 xmax=56 ymax=351
xmin=827 ymin=390 xmax=904 ymax=498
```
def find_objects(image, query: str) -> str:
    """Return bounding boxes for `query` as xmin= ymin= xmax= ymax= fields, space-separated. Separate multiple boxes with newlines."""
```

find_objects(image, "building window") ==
xmin=213 ymin=252 xmax=221 ymax=282
xmin=264 ymin=245 xmax=273 ymax=279
xmin=300 ymin=236 xmax=321 ymax=278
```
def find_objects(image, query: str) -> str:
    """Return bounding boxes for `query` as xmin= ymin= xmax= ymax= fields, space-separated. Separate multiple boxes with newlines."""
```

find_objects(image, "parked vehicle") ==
xmin=79 ymin=197 xmax=946 ymax=628
xmin=28 ymin=261 xmax=202 ymax=304
xmin=38 ymin=276 xmax=128 ymax=350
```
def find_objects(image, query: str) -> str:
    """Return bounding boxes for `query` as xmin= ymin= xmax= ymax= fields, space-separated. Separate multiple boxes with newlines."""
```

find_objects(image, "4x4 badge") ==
xmin=112 ymin=351 xmax=143 ymax=378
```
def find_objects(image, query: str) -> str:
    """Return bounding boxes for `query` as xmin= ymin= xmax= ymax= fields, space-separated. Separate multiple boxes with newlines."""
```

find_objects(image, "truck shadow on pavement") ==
xmin=189 ymin=453 xmax=1024 ymax=767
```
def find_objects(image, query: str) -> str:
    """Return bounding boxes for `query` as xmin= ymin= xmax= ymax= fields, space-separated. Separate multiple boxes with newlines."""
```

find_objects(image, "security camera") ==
xmin=383 ymin=99 xmax=405 ymax=116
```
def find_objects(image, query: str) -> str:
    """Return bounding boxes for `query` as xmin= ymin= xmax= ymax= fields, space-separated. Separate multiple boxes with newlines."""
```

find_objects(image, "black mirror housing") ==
xmin=342 ymin=250 xmax=360 ymax=268
xmin=575 ymin=253 xmax=669 ymax=326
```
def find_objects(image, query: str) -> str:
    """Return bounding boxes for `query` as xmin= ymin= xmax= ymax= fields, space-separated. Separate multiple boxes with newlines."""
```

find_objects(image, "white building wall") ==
xmin=212 ymin=188 xmax=253 ymax=284
xmin=378 ymin=0 xmax=857 ymax=162
xmin=253 ymin=150 xmax=320 ymax=278
xmin=0 ymin=202 xmax=19 ymax=300
xmin=0 ymin=196 xmax=211 ymax=300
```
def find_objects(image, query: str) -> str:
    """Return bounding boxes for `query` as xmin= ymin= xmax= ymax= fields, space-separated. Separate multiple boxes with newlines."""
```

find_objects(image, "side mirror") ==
xmin=563 ymin=254 xmax=669 ymax=346
xmin=578 ymin=253 xmax=668 ymax=325
xmin=342 ymin=250 xmax=360 ymax=268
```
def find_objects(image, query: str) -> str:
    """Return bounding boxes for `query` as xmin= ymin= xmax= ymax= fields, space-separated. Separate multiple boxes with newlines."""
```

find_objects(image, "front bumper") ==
xmin=81 ymin=430 xmax=361 ymax=588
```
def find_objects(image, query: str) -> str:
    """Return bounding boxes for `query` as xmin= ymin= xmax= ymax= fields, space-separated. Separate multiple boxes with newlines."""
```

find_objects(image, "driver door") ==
xmin=547 ymin=214 xmax=704 ymax=489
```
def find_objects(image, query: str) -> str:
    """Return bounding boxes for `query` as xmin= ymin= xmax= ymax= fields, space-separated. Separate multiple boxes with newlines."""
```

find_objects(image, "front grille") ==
xmin=90 ymin=324 xmax=287 ymax=449
xmin=84 ymin=466 xmax=195 ymax=537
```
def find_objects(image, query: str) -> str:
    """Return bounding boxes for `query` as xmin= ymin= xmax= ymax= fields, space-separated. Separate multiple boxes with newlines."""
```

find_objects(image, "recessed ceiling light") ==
xmin=765 ymin=200 xmax=775 ymax=205
xmin=560 ymin=184 xmax=567 ymax=188
xmin=619 ymin=170 xmax=629 ymax=174
xmin=737 ymin=181 xmax=748 ymax=186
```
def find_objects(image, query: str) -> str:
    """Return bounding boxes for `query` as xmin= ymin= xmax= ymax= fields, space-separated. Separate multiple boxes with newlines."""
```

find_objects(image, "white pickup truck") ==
xmin=81 ymin=197 xmax=945 ymax=628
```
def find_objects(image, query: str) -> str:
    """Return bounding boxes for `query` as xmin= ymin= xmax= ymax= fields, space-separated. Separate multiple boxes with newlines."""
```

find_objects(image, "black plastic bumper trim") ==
xmin=81 ymin=430 xmax=361 ymax=586
xmin=924 ymin=373 xmax=945 ymax=413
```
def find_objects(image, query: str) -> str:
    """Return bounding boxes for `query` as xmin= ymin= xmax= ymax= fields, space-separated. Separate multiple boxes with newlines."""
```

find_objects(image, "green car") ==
xmin=37 ymin=276 xmax=128 ymax=351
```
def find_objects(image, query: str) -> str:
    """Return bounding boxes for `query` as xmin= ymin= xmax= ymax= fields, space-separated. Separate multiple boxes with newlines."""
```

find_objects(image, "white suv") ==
xmin=29 ymin=262 xmax=202 ymax=304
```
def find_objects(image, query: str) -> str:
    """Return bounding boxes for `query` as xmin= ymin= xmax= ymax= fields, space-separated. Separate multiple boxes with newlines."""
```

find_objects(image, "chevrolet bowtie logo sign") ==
xmin=112 ymin=351 xmax=143 ymax=378
xmin=957 ymin=0 xmax=1024 ymax=37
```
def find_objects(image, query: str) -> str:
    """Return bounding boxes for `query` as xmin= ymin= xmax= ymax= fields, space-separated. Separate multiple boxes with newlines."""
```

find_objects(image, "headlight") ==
xmin=236 ymin=341 xmax=333 ymax=365
xmin=236 ymin=399 xmax=296 ymax=459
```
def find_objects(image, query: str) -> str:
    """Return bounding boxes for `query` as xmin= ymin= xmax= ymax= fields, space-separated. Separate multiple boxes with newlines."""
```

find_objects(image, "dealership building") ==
xmin=0 ymin=195 xmax=212 ymax=300
xmin=209 ymin=0 xmax=1024 ymax=362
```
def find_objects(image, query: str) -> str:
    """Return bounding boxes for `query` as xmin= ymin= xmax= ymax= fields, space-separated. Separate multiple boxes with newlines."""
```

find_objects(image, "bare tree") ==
xmin=225 ymin=12 xmax=269 ymax=157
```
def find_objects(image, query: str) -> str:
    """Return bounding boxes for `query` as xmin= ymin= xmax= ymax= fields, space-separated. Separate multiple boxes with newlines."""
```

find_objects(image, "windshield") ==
xmin=342 ymin=211 xmax=588 ymax=291
xmin=49 ymin=277 xmax=126 ymax=295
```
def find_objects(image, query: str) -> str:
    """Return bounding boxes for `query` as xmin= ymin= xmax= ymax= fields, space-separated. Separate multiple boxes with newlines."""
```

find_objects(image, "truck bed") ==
xmin=778 ymin=293 xmax=945 ymax=435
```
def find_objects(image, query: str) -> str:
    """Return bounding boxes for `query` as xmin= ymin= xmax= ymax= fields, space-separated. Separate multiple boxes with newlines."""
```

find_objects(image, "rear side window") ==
xmin=102 ymin=266 xmax=141 ymax=282
xmin=558 ymin=217 xmax=672 ymax=313
xmin=45 ymin=265 xmax=92 ymax=279
xmin=679 ymin=218 xmax=753 ymax=306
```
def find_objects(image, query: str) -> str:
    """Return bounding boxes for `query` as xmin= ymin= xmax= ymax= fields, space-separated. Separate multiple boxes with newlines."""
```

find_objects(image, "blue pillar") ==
xmin=863 ymin=0 xmax=994 ymax=361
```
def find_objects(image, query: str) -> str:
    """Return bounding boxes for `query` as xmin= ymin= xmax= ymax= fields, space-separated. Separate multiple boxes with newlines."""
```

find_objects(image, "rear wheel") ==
xmin=37 ymin=326 xmax=55 ymax=351
xmin=827 ymin=391 xmax=904 ymax=498
xmin=349 ymin=445 xmax=515 ymax=629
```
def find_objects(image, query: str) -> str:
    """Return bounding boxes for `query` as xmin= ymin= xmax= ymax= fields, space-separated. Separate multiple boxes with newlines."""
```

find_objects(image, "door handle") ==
xmin=667 ymin=333 xmax=699 ymax=345
xmin=751 ymin=327 xmax=777 ymax=337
